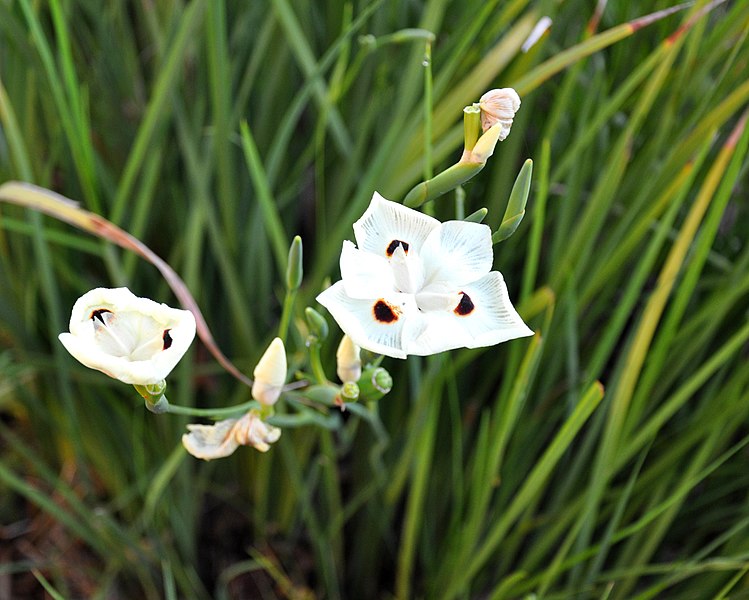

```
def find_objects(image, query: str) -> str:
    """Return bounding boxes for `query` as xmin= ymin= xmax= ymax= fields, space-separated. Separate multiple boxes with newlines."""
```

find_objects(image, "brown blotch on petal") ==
xmin=163 ymin=329 xmax=173 ymax=350
xmin=373 ymin=300 xmax=398 ymax=323
xmin=90 ymin=308 xmax=113 ymax=324
xmin=386 ymin=239 xmax=410 ymax=257
xmin=454 ymin=293 xmax=475 ymax=316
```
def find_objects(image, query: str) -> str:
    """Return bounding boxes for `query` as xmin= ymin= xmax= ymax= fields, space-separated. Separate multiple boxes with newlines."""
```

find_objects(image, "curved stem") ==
xmin=163 ymin=399 xmax=260 ymax=418
xmin=308 ymin=343 xmax=330 ymax=385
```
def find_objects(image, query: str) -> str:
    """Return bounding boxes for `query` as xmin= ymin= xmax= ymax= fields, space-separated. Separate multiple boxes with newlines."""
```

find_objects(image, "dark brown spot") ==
xmin=386 ymin=239 xmax=410 ymax=257
xmin=373 ymin=300 xmax=398 ymax=323
xmin=163 ymin=329 xmax=173 ymax=350
xmin=90 ymin=308 xmax=112 ymax=324
xmin=454 ymin=293 xmax=475 ymax=316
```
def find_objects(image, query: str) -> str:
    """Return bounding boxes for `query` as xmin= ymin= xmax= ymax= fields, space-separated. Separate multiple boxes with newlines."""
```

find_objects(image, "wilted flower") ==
xmin=252 ymin=337 xmax=287 ymax=406
xmin=478 ymin=88 xmax=521 ymax=137
xmin=316 ymin=193 xmax=533 ymax=359
xmin=336 ymin=335 xmax=362 ymax=383
xmin=182 ymin=410 xmax=281 ymax=460
xmin=58 ymin=287 xmax=196 ymax=385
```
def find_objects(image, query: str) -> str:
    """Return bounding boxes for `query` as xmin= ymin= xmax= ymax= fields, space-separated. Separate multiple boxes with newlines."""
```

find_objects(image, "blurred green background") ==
xmin=1 ymin=0 xmax=749 ymax=598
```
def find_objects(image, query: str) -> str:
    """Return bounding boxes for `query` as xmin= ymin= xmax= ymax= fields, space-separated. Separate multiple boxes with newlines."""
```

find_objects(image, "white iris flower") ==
xmin=182 ymin=410 xmax=281 ymax=460
xmin=58 ymin=287 xmax=196 ymax=385
xmin=316 ymin=193 xmax=533 ymax=359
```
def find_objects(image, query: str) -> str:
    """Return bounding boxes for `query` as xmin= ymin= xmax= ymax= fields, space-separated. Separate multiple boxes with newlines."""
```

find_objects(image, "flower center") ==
xmin=390 ymin=244 xmax=423 ymax=295
xmin=90 ymin=309 xmax=169 ymax=360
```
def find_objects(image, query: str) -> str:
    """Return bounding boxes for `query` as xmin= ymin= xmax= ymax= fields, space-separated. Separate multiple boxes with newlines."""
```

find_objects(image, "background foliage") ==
xmin=1 ymin=0 xmax=749 ymax=598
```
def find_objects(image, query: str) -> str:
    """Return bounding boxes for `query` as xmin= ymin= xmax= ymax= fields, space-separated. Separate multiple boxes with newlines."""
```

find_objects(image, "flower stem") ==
xmin=403 ymin=161 xmax=485 ymax=208
xmin=278 ymin=289 xmax=296 ymax=342
xmin=308 ymin=342 xmax=329 ymax=385
xmin=163 ymin=399 xmax=261 ymax=418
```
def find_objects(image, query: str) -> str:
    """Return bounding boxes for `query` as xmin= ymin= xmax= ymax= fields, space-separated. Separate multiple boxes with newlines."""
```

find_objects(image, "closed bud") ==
xmin=341 ymin=381 xmax=360 ymax=402
xmin=252 ymin=337 xmax=287 ymax=406
xmin=286 ymin=236 xmax=303 ymax=291
xmin=305 ymin=307 xmax=329 ymax=341
xmin=336 ymin=335 xmax=362 ymax=383
xmin=357 ymin=366 xmax=393 ymax=401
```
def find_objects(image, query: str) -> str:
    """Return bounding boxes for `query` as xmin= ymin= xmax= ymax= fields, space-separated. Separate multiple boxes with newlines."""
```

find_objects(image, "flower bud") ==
xmin=478 ymin=88 xmax=520 ymax=137
xmin=252 ymin=337 xmax=287 ymax=406
xmin=336 ymin=335 xmax=362 ymax=383
xmin=305 ymin=307 xmax=329 ymax=341
xmin=286 ymin=235 xmax=303 ymax=291
xmin=357 ymin=366 xmax=393 ymax=401
xmin=340 ymin=381 xmax=360 ymax=402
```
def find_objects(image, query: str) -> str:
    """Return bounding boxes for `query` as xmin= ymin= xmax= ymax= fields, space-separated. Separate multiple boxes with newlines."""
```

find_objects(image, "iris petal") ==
xmin=405 ymin=272 xmax=533 ymax=355
xmin=420 ymin=221 xmax=493 ymax=287
xmin=316 ymin=281 xmax=423 ymax=359
xmin=353 ymin=192 xmax=440 ymax=258
xmin=340 ymin=240 xmax=394 ymax=299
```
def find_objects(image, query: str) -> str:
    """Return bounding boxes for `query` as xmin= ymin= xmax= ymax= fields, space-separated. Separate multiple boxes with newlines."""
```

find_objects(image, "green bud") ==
xmin=492 ymin=158 xmax=532 ymax=243
xmin=357 ymin=366 xmax=393 ymax=401
xmin=464 ymin=207 xmax=488 ymax=223
xmin=286 ymin=235 xmax=303 ymax=290
xmin=305 ymin=307 xmax=329 ymax=341
xmin=341 ymin=382 xmax=360 ymax=402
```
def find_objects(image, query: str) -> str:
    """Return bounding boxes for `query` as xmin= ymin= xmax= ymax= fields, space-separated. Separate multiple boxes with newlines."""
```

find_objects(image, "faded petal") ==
xmin=182 ymin=411 xmax=281 ymax=460
xmin=317 ymin=281 xmax=424 ymax=359
xmin=479 ymin=88 xmax=521 ymax=135
xmin=252 ymin=337 xmax=287 ymax=406
xmin=234 ymin=411 xmax=282 ymax=452
xmin=182 ymin=418 xmax=241 ymax=460
xmin=405 ymin=271 xmax=533 ymax=355
xmin=353 ymin=192 xmax=440 ymax=258
xmin=420 ymin=221 xmax=493 ymax=287
xmin=59 ymin=287 xmax=196 ymax=385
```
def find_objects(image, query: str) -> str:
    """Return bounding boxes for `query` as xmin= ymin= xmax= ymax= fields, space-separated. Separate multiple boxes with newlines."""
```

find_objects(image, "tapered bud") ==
xmin=305 ymin=307 xmax=329 ymax=341
xmin=336 ymin=335 xmax=362 ymax=383
xmin=252 ymin=337 xmax=287 ymax=406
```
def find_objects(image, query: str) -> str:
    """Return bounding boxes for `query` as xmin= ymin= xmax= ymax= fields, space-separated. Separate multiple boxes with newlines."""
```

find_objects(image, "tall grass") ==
xmin=1 ymin=0 xmax=749 ymax=598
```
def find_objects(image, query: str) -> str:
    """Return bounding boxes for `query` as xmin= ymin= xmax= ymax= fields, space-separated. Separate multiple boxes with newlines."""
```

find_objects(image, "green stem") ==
xmin=278 ymin=289 xmax=297 ymax=342
xmin=308 ymin=343 xmax=329 ymax=385
xmin=403 ymin=161 xmax=485 ymax=208
xmin=164 ymin=399 xmax=260 ymax=418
